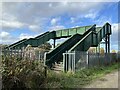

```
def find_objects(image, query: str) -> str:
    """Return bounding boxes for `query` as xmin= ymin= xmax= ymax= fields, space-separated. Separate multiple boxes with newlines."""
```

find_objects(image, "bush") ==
xmin=1 ymin=56 xmax=46 ymax=89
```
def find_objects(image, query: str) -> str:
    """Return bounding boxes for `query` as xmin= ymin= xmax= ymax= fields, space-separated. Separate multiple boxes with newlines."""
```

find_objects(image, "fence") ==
xmin=2 ymin=48 xmax=47 ymax=62
xmin=63 ymin=51 xmax=118 ymax=72
xmin=2 ymin=49 xmax=119 ymax=72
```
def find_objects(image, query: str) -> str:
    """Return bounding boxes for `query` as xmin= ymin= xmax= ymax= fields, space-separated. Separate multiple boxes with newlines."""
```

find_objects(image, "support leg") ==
xmin=53 ymin=39 xmax=56 ymax=48
xmin=99 ymin=44 xmax=100 ymax=53
xmin=96 ymin=47 xmax=97 ymax=53
xmin=108 ymin=35 xmax=110 ymax=53
xmin=98 ymin=43 xmax=100 ymax=53
xmin=105 ymin=35 xmax=108 ymax=53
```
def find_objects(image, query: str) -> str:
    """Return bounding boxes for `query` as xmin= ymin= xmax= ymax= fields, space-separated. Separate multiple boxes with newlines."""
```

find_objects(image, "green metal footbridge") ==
xmin=5 ymin=23 xmax=111 ymax=68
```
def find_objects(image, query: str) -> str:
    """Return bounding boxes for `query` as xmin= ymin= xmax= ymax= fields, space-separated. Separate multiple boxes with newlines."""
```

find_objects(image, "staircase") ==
xmin=51 ymin=62 xmax=63 ymax=73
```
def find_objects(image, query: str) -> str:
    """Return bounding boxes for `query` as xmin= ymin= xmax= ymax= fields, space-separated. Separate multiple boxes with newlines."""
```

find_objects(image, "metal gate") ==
xmin=63 ymin=51 xmax=89 ymax=72
xmin=63 ymin=52 xmax=75 ymax=72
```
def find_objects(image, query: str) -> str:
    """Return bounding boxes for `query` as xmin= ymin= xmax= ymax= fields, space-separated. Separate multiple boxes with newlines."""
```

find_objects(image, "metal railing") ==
xmin=63 ymin=51 xmax=118 ymax=72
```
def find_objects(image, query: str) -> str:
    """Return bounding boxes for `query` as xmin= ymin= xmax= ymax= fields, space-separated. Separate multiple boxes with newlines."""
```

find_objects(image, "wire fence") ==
xmin=63 ymin=51 xmax=119 ymax=72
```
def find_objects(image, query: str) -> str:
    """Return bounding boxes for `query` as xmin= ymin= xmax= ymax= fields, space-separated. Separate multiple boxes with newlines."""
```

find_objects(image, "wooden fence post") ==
xmin=44 ymin=65 xmax=47 ymax=77
xmin=88 ymin=52 xmax=89 ymax=68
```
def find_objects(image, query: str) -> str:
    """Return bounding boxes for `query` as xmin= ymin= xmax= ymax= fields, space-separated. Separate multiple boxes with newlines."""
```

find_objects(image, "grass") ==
xmin=45 ymin=62 xmax=119 ymax=88
xmin=1 ymin=55 xmax=119 ymax=89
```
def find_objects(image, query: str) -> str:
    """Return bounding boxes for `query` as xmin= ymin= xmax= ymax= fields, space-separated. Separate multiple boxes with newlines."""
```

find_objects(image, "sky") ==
xmin=0 ymin=1 xmax=119 ymax=52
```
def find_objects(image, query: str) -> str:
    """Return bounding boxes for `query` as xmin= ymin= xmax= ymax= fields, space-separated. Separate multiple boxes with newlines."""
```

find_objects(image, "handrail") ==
xmin=68 ymin=31 xmax=93 ymax=52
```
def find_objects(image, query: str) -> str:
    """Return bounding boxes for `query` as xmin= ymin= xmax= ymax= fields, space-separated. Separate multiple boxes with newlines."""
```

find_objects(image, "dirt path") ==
xmin=84 ymin=70 xmax=119 ymax=88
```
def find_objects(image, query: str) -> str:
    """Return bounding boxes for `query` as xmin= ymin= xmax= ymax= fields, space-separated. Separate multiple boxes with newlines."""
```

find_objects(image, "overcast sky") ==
xmin=0 ymin=1 xmax=119 ymax=51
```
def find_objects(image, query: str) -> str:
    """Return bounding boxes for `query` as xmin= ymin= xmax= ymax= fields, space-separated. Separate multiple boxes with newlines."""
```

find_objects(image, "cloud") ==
xmin=0 ymin=31 xmax=36 ymax=44
xmin=51 ymin=18 xmax=56 ymax=25
xmin=0 ymin=31 xmax=18 ymax=44
xmin=19 ymin=33 xmax=34 ymax=40
xmin=71 ymin=26 xmax=79 ymax=28
xmin=49 ymin=25 xmax=65 ymax=31
xmin=0 ymin=20 xmax=25 ymax=30
xmin=110 ymin=23 xmax=119 ymax=51
xmin=84 ymin=12 xmax=98 ymax=19
xmin=70 ymin=17 xmax=75 ymax=23
xmin=1 ymin=2 xmax=116 ymax=45
xmin=0 ymin=31 xmax=10 ymax=39
xmin=1 ymin=0 xmax=120 ymax=2
xmin=28 ymin=25 xmax=40 ymax=32
xmin=111 ymin=23 xmax=118 ymax=42
xmin=48 ymin=3 xmax=53 ymax=7
xmin=92 ymin=16 xmax=118 ymax=50
xmin=2 ymin=2 xmax=105 ymax=24
xmin=112 ymin=23 xmax=118 ymax=33
xmin=95 ymin=17 xmax=112 ymax=26
xmin=1 ymin=2 xmax=106 ymax=33
xmin=51 ymin=17 xmax=60 ymax=25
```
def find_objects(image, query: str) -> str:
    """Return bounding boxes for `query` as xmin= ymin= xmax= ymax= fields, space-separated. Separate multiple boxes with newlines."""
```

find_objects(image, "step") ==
xmin=52 ymin=65 xmax=63 ymax=69
xmin=55 ymin=62 xmax=63 ymax=65
xmin=55 ymin=64 xmax=63 ymax=67
xmin=52 ymin=64 xmax=63 ymax=68
xmin=52 ymin=62 xmax=63 ymax=72
xmin=52 ymin=67 xmax=63 ymax=71
xmin=54 ymin=65 xmax=63 ymax=68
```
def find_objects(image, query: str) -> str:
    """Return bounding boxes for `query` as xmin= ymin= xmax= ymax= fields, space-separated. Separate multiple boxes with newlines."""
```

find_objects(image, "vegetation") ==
xmin=111 ymin=50 xmax=116 ymax=53
xmin=1 ymin=54 xmax=119 ymax=89
xmin=88 ymin=47 xmax=96 ymax=53
xmin=0 ymin=44 xmax=9 ymax=49
xmin=45 ymin=62 xmax=119 ymax=88
xmin=1 ymin=43 xmax=119 ymax=89
xmin=1 ymin=56 xmax=46 ymax=89
xmin=88 ymin=47 xmax=105 ymax=54
xmin=38 ymin=42 xmax=52 ymax=51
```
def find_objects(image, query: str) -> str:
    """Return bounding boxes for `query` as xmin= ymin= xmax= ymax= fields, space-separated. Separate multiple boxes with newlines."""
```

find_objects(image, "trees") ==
xmin=88 ymin=47 xmax=105 ymax=54
xmin=38 ymin=42 xmax=52 ymax=51
xmin=88 ymin=47 xmax=96 ymax=53
xmin=100 ymin=48 xmax=104 ymax=55
xmin=111 ymin=50 xmax=116 ymax=53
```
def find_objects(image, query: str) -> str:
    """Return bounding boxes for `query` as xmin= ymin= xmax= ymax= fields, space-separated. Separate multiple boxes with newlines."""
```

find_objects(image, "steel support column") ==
xmin=98 ymin=43 xmax=100 ymax=53
xmin=105 ymin=35 xmax=108 ymax=53
xmin=96 ymin=43 xmax=100 ymax=53
xmin=53 ymin=39 xmax=56 ymax=48
xmin=108 ymin=35 xmax=110 ymax=53
xmin=96 ymin=47 xmax=97 ymax=53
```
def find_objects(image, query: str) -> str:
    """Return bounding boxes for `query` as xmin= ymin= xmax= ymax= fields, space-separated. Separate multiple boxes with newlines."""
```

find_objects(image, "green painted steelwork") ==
xmin=45 ymin=34 xmax=83 ymax=67
xmin=6 ymin=31 xmax=55 ymax=49
xmin=68 ymin=23 xmax=111 ymax=52
xmin=6 ymin=25 xmax=93 ymax=49
xmin=5 ymin=22 xmax=111 ymax=68
xmin=45 ymin=23 xmax=112 ymax=67
xmin=55 ymin=25 xmax=92 ymax=38
xmin=45 ymin=25 xmax=96 ymax=67
xmin=7 ymin=39 xmax=27 ymax=48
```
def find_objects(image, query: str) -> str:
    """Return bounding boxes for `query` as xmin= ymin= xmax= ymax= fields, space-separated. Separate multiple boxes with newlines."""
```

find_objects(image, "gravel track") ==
xmin=84 ymin=70 xmax=119 ymax=88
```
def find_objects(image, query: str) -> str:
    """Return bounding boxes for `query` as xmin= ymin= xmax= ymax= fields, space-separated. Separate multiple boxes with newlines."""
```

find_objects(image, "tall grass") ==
xmin=1 ymin=55 xmax=119 ymax=89
xmin=45 ymin=62 xmax=119 ymax=88
xmin=1 ymin=56 xmax=46 ymax=89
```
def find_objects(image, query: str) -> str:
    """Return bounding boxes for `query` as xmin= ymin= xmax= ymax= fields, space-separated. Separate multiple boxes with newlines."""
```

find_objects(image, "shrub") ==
xmin=1 ymin=56 xmax=46 ymax=89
